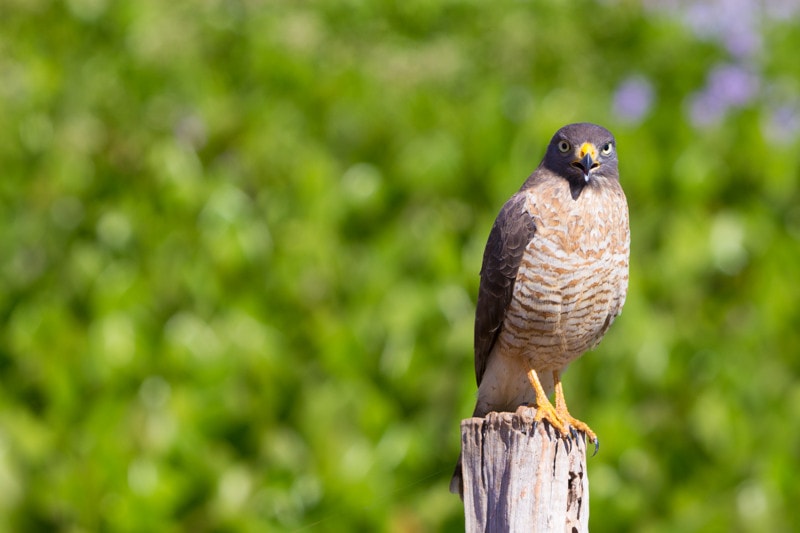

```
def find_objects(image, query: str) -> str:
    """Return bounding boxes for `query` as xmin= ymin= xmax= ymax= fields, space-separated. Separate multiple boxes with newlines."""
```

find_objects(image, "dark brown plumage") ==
xmin=450 ymin=123 xmax=630 ymax=497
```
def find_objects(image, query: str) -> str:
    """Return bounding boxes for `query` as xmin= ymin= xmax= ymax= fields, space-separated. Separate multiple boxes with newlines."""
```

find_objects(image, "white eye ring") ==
xmin=558 ymin=140 xmax=570 ymax=153
xmin=601 ymin=142 xmax=614 ymax=155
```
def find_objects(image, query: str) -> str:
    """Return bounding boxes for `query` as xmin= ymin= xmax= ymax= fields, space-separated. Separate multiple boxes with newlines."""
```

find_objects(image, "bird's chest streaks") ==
xmin=498 ymin=186 xmax=629 ymax=368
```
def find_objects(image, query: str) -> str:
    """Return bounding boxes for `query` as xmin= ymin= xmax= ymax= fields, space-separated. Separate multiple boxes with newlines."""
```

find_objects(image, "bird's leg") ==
xmin=553 ymin=369 xmax=600 ymax=455
xmin=525 ymin=367 xmax=569 ymax=437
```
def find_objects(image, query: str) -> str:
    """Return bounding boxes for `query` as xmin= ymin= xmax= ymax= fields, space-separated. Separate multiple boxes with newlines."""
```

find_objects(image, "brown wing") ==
xmin=474 ymin=193 xmax=537 ymax=385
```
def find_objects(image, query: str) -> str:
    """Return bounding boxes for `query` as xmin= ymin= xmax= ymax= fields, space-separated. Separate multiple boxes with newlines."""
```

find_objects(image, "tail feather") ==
xmin=448 ymin=452 xmax=464 ymax=499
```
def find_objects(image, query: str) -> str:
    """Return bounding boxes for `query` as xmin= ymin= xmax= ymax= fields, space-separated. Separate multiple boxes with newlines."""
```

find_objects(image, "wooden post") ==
xmin=459 ymin=406 xmax=589 ymax=532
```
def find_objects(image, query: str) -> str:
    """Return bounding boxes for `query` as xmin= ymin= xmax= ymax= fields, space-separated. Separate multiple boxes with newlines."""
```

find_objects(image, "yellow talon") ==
xmin=526 ymin=368 xmax=599 ymax=455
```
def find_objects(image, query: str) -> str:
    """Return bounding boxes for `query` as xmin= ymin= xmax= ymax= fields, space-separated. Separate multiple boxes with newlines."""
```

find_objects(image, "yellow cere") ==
xmin=578 ymin=142 xmax=598 ymax=160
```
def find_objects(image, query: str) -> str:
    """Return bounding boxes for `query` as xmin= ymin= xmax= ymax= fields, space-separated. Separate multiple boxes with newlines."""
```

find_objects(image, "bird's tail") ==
xmin=450 ymin=403 xmax=488 ymax=499
xmin=448 ymin=452 xmax=464 ymax=500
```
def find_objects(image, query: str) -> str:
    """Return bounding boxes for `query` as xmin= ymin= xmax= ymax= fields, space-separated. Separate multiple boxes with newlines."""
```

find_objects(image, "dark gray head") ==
xmin=541 ymin=123 xmax=619 ymax=199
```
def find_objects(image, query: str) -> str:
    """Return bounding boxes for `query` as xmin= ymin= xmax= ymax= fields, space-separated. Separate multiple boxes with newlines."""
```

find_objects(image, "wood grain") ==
xmin=460 ymin=406 xmax=589 ymax=533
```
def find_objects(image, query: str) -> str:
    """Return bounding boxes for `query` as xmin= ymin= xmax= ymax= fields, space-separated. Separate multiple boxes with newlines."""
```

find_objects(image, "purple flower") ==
xmin=613 ymin=76 xmax=655 ymax=124
xmin=687 ymin=63 xmax=761 ymax=127
xmin=646 ymin=0 xmax=800 ymax=58
xmin=677 ymin=0 xmax=762 ymax=58
xmin=683 ymin=3 xmax=721 ymax=40
xmin=643 ymin=0 xmax=800 ymax=60
xmin=764 ymin=0 xmax=800 ymax=19
xmin=722 ymin=25 xmax=762 ymax=59
xmin=763 ymin=104 xmax=800 ymax=144
xmin=688 ymin=90 xmax=728 ymax=127
xmin=707 ymin=64 xmax=760 ymax=107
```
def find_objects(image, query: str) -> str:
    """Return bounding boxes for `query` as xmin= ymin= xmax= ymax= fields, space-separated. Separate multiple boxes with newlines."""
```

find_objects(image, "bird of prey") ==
xmin=450 ymin=123 xmax=630 ymax=496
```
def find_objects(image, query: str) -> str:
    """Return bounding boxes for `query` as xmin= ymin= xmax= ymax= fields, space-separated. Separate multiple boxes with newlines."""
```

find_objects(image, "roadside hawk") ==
xmin=450 ymin=123 xmax=630 ymax=496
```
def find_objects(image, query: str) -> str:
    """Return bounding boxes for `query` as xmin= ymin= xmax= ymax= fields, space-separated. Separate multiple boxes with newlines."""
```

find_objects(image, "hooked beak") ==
xmin=572 ymin=142 xmax=599 ymax=182
xmin=579 ymin=153 xmax=595 ymax=182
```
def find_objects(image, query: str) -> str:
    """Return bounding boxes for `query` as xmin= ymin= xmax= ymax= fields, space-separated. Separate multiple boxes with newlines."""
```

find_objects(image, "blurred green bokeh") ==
xmin=2 ymin=1 xmax=800 ymax=531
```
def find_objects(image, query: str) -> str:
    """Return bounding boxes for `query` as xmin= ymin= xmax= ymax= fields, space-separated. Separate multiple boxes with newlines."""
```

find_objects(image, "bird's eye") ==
xmin=601 ymin=142 xmax=613 ymax=155
xmin=558 ymin=140 xmax=571 ymax=153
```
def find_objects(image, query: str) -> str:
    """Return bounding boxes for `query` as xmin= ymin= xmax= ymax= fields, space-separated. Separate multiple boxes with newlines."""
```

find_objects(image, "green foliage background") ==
xmin=2 ymin=0 xmax=800 ymax=531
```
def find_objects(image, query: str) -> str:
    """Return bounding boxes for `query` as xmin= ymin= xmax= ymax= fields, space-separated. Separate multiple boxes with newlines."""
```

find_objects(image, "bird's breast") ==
xmin=498 ymin=184 xmax=630 ymax=369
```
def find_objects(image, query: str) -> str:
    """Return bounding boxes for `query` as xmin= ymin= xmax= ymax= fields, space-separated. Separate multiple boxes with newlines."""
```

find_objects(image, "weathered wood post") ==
xmin=459 ymin=405 xmax=589 ymax=532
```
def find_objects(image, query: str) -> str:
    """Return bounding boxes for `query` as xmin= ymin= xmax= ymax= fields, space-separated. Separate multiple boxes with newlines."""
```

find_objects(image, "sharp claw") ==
xmin=591 ymin=437 xmax=600 ymax=457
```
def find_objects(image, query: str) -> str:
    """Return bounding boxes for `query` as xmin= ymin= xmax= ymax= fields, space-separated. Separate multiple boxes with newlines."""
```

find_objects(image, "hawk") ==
xmin=450 ymin=123 xmax=630 ymax=496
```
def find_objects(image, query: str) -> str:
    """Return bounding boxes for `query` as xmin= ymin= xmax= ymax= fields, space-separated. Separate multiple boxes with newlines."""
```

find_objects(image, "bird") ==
xmin=450 ymin=122 xmax=630 ymax=497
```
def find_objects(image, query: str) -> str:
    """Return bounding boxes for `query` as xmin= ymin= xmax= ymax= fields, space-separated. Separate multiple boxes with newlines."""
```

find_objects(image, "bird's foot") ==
xmin=556 ymin=408 xmax=599 ymax=456
xmin=524 ymin=368 xmax=599 ymax=455
xmin=529 ymin=400 xmax=569 ymax=438
xmin=525 ymin=401 xmax=599 ymax=455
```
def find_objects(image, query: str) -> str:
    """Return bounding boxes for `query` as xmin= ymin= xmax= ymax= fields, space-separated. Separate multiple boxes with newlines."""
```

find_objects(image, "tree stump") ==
xmin=459 ymin=406 xmax=589 ymax=532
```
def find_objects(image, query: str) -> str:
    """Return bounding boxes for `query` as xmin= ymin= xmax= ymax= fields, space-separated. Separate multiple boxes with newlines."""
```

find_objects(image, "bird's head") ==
xmin=542 ymin=123 xmax=619 ymax=198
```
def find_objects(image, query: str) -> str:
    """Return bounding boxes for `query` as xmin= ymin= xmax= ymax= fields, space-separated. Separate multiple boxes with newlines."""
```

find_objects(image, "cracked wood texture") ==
xmin=460 ymin=406 xmax=589 ymax=533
